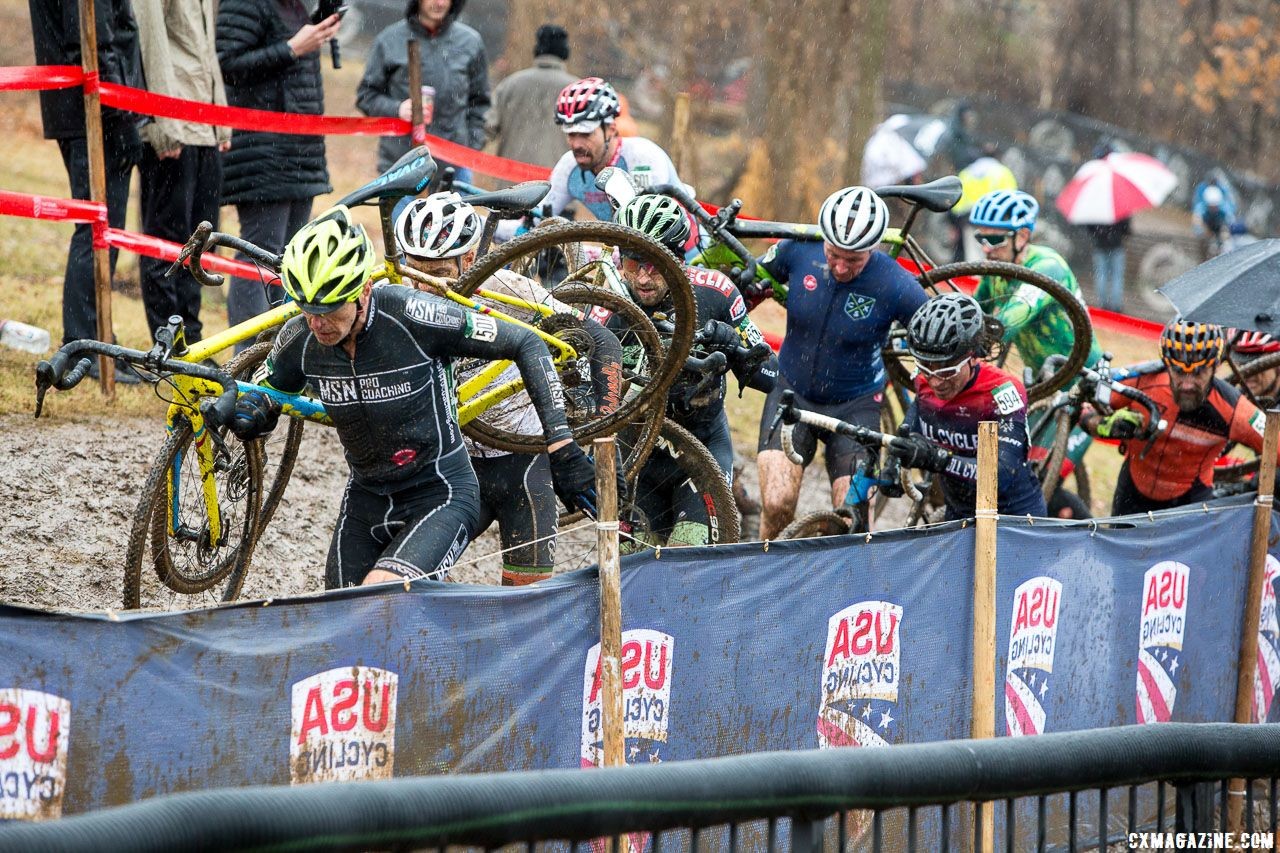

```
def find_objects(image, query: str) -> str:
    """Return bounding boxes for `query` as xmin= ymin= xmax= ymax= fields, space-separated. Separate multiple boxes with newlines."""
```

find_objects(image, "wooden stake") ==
xmin=972 ymin=421 xmax=998 ymax=853
xmin=1228 ymin=409 xmax=1280 ymax=835
xmin=78 ymin=0 xmax=114 ymax=396
xmin=594 ymin=437 xmax=625 ymax=771
xmin=671 ymin=92 xmax=693 ymax=180
xmin=407 ymin=37 xmax=422 ymax=144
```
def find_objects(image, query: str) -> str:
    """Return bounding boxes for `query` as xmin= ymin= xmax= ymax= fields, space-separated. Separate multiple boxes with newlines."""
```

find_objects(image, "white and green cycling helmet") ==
xmin=615 ymin=194 xmax=690 ymax=255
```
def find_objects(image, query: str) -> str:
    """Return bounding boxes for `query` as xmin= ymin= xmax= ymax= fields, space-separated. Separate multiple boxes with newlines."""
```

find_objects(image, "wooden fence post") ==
xmin=407 ymin=39 xmax=424 ymax=144
xmin=594 ymin=437 xmax=625 ymax=771
xmin=78 ymin=0 xmax=114 ymax=395
xmin=972 ymin=421 xmax=998 ymax=853
xmin=1228 ymin=409 xmax=1280 ymax=835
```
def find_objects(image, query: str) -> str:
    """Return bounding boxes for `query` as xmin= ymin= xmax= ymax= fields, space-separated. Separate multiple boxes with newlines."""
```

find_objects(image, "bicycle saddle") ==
xmin=338 ymin=146 xmax=437 ymax=206
xmin=466 ymin=181 xmax=552 ymax=213
xmin=874 ymin=176 xmax=963 ymax=213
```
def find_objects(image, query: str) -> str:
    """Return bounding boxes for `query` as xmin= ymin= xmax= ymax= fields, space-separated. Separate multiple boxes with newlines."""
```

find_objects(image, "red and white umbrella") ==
xmin=1054 ymin=152 xmax=1178 ymax=225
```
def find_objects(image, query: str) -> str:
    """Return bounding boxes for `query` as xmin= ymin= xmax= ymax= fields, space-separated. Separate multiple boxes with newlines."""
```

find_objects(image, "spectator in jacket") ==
xmin=485 ymin=24 xmax=576 ymax=170
xmin=357 ymin=0 xmax=489 ymax=183
xmin=1086 ymin=218 xmax=1131 ymax=313
xmin=216 ymin=0 xmax=339 ymax=349
xmin=28 ymin=0 xmax=144 ymax=381
xmin=134 ymin=0 xmax=230 ymax=344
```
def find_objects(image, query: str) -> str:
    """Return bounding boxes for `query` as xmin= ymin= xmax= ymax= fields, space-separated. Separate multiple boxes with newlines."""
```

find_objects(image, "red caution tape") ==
xmin=0 ymin=189 xmax=105 ymax=223
xmin=97 ymin=82 xmax=403 ymax=137
xmin=104 ymin=228 xmax=280 ymax=284
xmin=0 ymin=64 xmax=82 ymax=91
xmin=415 ymin=131 xmax=551 ymax=183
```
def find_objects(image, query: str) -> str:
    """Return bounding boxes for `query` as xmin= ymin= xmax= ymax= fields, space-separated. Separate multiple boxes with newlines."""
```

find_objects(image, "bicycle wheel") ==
xmin=124 ymin=419 xmax=263 ymax=609
xmin=551 ymin=420 xmax=740 ymax=571
xmin=1035 ymin=406 xmax=1074 ymax=502
xmin=504 ymin=216 xmax=585 ymax=287
xmin=148 ymin=342 xmax=304 ymax=574
xmin=781 ymin=510 xmax=853 ymax=540
xmin=1216 ymin=351 xmax=1280 ymax=483
xmin=460 ymin=284 xmax=664 ymax=474
xmin=913 ymin=261 xmax=1094 ymax=402
xmin=455 ymin=221 xmax=695 ymax=441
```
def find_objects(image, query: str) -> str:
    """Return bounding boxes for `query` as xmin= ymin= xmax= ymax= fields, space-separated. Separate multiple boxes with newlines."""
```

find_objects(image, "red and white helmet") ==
xmin=555 ymin=77 xmax=621 ymax=134
xmin=1229 ymin=329 xmax=1280 ymax=356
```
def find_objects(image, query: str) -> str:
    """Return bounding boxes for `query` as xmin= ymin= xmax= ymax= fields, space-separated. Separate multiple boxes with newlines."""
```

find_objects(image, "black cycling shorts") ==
xmin=757 ymin=375 xmax=882 ymax=481
xmin=472 ymin=451 xmax=558 ymax=583
xmin=1110 ymin=462 xmax=1214 ymax=518
xmin=325 ymin=474 xmax=481 ymax=589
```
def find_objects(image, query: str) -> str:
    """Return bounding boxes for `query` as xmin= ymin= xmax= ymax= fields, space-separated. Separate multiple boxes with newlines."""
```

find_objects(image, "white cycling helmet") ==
xmin=395 ymin=192 xmax=483 ymax=260
xmin=818 ymin=186 xmax=890 ymax=251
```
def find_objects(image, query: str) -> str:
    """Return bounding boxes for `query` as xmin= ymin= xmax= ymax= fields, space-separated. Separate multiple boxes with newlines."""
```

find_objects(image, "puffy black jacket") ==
xmin=216 ymin=0 xmax=331 ymax=204
xmin=28 ymin=0 xmax=143 ymax=141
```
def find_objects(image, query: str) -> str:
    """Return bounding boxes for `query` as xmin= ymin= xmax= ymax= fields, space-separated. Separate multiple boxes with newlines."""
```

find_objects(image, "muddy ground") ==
xmin=0 ymin=414 xmax=841 ymax=613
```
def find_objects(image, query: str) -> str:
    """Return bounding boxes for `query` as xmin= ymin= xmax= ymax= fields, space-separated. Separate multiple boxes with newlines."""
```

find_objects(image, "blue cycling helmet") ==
xmin=970 ymin=190 xmax=1039 ymax=231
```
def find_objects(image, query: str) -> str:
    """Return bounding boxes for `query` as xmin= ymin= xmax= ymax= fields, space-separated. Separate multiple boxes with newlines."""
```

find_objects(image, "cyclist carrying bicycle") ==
xmin=612 ymin=193 xmax=778 ymax=546
xmin=228 ymin=206 xmax=601 ymax=588
xmin=888 ymin=293 xmax=1047 ymax=519
xmin=394 ymin=192 xmax=625 ymax=585
xmin=543 ymin=78 xmax=685 ymax=225
xmin=755 ymin=186 xmax=929 ymax=540
xmin=969 ymin=189 xmax=1103 ymax=517
xmin=1080 ymin=320 xmax=1278 ymax=516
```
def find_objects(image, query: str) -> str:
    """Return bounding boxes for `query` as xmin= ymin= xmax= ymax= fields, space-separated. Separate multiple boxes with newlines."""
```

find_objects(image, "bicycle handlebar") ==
xmin=167 ymin=221 xmax=283 ymax=288
xmin=34 ymin=340 xmax=239 ymax=425
xmin=777 ymin=389 xmax=893 ymax=466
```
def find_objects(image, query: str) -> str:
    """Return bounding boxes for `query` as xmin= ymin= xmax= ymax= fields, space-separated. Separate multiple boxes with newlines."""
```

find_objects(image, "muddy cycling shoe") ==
xmin=85 ymin=357 xmax=143 ymax=385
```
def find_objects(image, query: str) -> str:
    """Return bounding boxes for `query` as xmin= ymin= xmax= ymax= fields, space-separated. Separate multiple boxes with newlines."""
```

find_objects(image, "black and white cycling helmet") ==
xmin=555 ymin=77 xmax=621 ymax=134
xmin=395 ymin=192 xmax=483 ymax=260
xmin=907 ymin=293 xmax=986 ymax=363
xmin=818 ymin=186 xmax=890 ymax=251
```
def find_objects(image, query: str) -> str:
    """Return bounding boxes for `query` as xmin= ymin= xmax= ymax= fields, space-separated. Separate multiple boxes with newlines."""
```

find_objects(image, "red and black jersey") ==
xmin=905 ymin=363 xmax=1047 ymax=519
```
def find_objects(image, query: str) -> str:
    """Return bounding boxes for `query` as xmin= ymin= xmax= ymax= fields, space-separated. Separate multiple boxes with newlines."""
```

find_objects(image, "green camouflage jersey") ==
xmin=974 ymin=244 xmax=1102 ymax=377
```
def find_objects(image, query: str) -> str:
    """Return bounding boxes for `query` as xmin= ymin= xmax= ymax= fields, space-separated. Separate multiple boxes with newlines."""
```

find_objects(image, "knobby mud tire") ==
xmin=461 ymin=284 xmax=664 ymax=474
xmin=456 ymin=221 xmax=695 ymax=441
xmin=124 ymin=421 xmax=262 ymax=609
xmin=1217 ymin=350 xmax=1280 ymax=483
xmin=781 ymin=510 xmax=853 ymax=541
xmin=915 ymin=260 xmax=1095 ymax=403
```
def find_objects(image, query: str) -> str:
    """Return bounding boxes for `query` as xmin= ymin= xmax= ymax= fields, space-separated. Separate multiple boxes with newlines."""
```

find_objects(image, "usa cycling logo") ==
xmin=0 ymin=688 xmax=70 ymax=820
xmin=581 ymin=629 xmax=674 ymax=768
xmin=1136 ymin=561 xmax=1190 ymax=724
xmin=1005 ymin=577 xmax=1062 ymax=737
xmin=817 ymin=601 xmax=901 ymax=749
xmin=290 ymin=667 xmax=397 ymax=785
xmin=1253 ymin=555 xmax=1280 ymax=722
xmin=844 ymin=293 xmax=876 ymax=321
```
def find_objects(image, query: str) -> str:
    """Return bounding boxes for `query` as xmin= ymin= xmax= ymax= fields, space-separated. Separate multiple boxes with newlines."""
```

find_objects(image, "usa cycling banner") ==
xmin=0 ymin=501 xmax=1261 ymax=819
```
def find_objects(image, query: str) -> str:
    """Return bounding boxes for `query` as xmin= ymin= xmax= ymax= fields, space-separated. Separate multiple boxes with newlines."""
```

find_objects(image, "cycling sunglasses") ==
xmin=916 ymin=357 xmax=969 ymax=379
xmin=974 ymin=232 xmax=1013 ymax=247
xmin=619 ymin=253 xmax=658 ymax=272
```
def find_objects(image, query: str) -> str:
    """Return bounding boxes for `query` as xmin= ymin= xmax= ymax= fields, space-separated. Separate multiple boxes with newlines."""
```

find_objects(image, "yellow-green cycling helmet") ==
xmin=280 ymin=206 xmax=376 ymax=313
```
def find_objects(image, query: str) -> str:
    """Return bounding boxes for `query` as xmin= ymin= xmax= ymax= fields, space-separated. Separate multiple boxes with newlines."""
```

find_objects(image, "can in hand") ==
xmin=420 ymin=85 xmax=436 ymax=126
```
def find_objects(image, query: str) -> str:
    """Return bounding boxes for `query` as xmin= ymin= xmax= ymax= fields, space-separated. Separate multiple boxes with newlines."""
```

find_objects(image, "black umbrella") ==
xmin=1156 ymin=239 xmax=1280 ymax=334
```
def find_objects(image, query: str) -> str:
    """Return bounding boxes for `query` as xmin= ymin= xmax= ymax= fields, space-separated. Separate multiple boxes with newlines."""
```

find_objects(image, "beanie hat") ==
xmin=535 ymin=24 xmax=569 ymax=60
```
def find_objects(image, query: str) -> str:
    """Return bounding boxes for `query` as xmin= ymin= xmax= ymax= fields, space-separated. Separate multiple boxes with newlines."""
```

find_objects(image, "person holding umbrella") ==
xmin=1055 ymin=149 xmax=1177 ymax=311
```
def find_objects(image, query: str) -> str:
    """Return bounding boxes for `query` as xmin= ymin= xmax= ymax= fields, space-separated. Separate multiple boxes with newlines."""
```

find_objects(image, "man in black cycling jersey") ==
xmin=394 ymin=191 xmax=624 ymax=585
xmin=227 ymin=206 xmax=600 ymax=588
xmin=888 ymin=293 xmax=1047 ymax=519
xmin=754 ymin=186 xmax=929 ymax=539
xmin=613 ymin=193 xmax=778 ymax=546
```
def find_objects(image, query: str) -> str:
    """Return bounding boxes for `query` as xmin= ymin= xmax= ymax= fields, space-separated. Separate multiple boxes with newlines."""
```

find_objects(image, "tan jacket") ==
xmin=133 ymin=0 xmax=230 ymax=152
